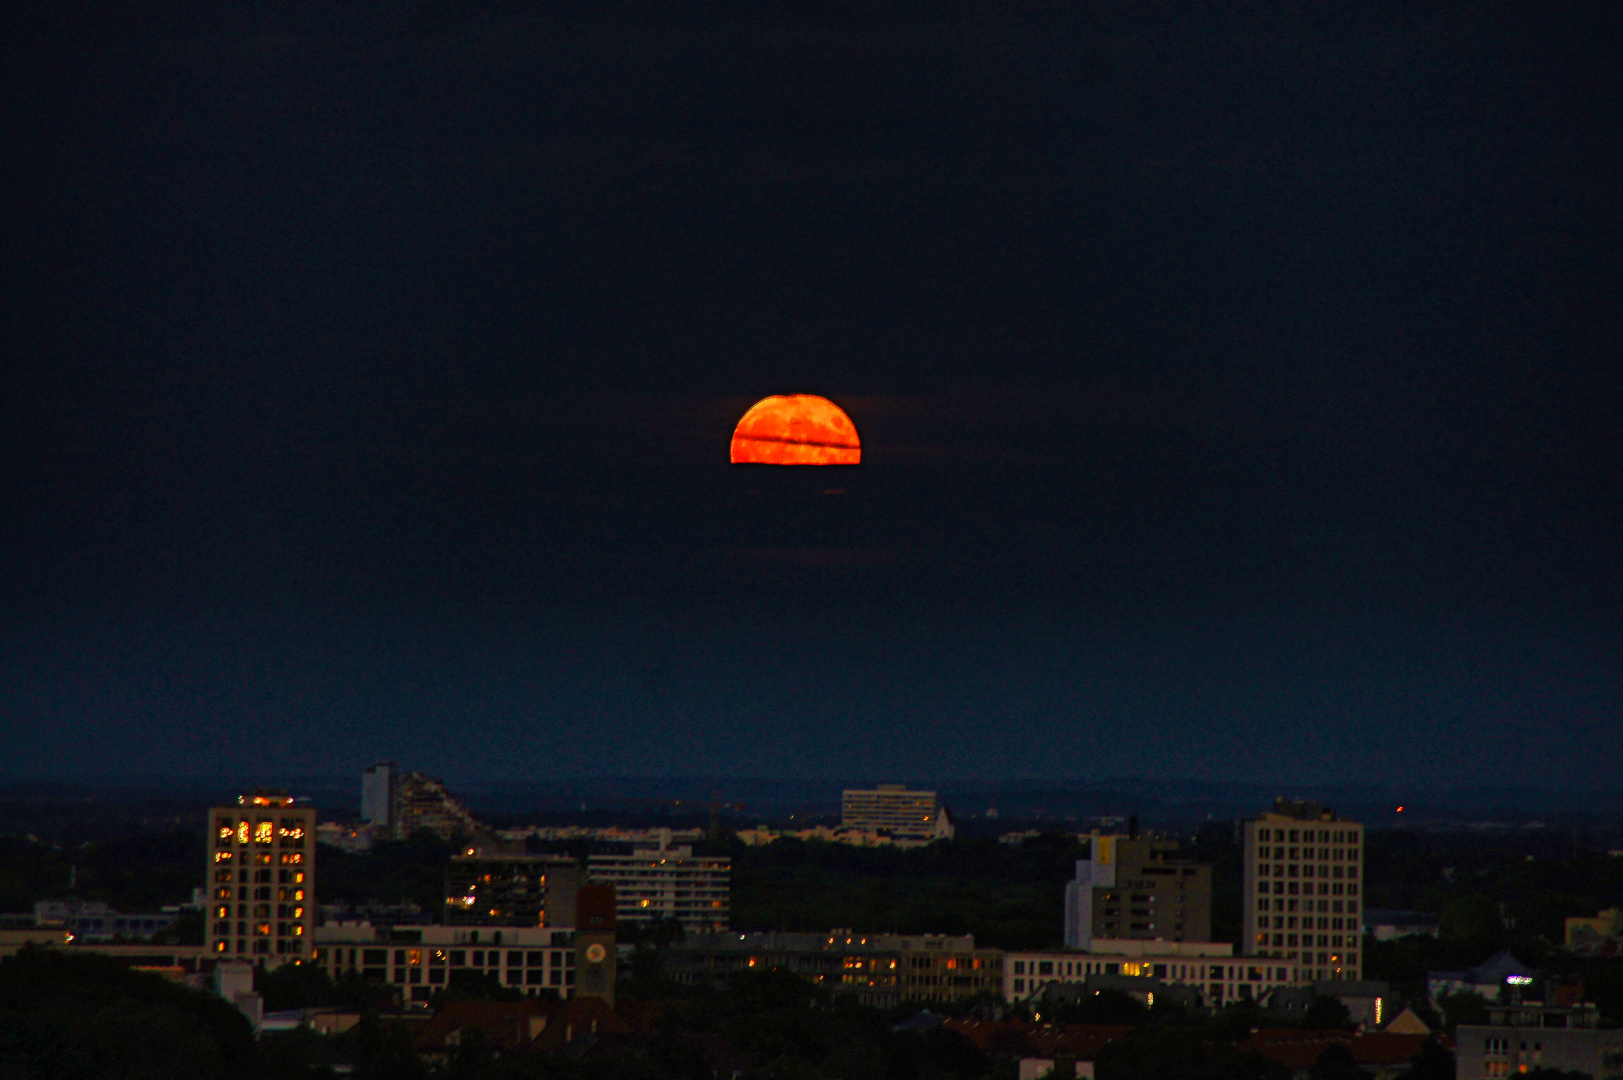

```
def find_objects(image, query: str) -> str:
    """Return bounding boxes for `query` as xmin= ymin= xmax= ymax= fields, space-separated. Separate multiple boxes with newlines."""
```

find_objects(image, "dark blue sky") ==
xmin=3 ymin=0 xmax=1619 ymax=786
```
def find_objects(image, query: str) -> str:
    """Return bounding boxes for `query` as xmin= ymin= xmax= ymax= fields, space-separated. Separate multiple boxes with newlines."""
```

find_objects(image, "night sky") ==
xmin=3 ymin=0 xmax=1619 ymax=788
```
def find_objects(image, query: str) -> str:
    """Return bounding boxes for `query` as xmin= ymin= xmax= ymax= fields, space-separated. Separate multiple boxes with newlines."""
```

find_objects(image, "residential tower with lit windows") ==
xmin=1241 ymin=798 xmax=1362 ymax=983
xmin=205 ymin=792 xmax=315 ymax=964
xmin=586 ymin=834 xmax=729 ymax=932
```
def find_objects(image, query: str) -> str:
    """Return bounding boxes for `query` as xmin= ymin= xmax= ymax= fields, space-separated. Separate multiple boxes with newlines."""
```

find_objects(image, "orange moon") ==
xmin=730 ymin=395 xmax=861 ymax=465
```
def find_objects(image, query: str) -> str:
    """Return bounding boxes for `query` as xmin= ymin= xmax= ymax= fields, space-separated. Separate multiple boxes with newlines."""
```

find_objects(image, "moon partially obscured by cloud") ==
xmin=730 ymin=395 xmax=861 ymax=465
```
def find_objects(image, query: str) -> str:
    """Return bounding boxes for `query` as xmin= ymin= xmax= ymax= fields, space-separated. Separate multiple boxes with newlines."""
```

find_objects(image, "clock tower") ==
xmin=574 ymin=883 xmax=617 ymax=1007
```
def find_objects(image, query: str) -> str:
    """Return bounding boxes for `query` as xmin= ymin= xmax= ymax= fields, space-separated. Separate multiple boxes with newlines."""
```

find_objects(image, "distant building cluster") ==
xmin=498 ymin=825 xmax=707 ymax=846
xmin=361 ymin=762 xmax=486 ymax=843
xmin=735 ymin=784 xmax=955 ymax=849
xmin=32 ymin=898 xmax=180 ymax=942
xmin=1565 ymin=907 xmax=1623 ymax=957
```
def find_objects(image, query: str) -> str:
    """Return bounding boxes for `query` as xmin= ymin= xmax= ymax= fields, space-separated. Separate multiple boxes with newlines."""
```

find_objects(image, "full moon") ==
xmin=729 ymin=395 xmax=861 ymax=465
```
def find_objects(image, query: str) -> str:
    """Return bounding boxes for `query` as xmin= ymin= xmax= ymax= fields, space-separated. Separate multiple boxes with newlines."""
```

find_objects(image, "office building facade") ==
xmin=1242 ymin=799 xmax=1363 ymax=982
xmin=205 ymin=792 xmax=315 ymax=964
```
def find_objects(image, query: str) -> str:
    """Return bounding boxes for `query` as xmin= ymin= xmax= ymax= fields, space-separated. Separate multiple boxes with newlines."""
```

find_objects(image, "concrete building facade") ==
xmin=444 ymin=853 xmax=581 ymax=927
xmin=667 ymin=930 xmax=1002 ymax=1008
xmin=205 ymin=792 xmax=316 ymax=964
xmin=840 ymin=784 xmax=954 ymax=844
xmin=32 ymin=899 xmax=179 ymax=942
xmin=392 ymin=772 xmax=485 ymax=841
xmin=1242 ymin=799 xmax=1363 ymax=983
xmin=1063 ymin=834 xmax=1211 ymax=949
xmin=361 ymin=762 xmax=396 ymax=828
xmin=587 ymin=834 xmax=729 ymax=932
xmin=1006 ymin=940 xmax=1299 ymax=1007
xmin=1456 ymin=1003 xmax=1623 ymax=1080
xmin=315 ymin=923 xmax=580 ymax=1005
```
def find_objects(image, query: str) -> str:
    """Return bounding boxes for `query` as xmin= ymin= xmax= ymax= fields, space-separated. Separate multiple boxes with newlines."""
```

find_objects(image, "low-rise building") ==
xmin=0 ymin=929 xmax=210 ymax=979
xmin=1267 ymin=980 xmax=1392 ymax=1029
xmin=1565 ymin=907 xmax=1623 ymax=956
xmin=315 ymin=821 xmax=383 ymax=853
xmin=946 ymin=1020 xmax=1128 ymax=1079
xmin=1427 ymin=949 xmax=1537 ymax=1006
xmin=667 ymin=930 xmax=1002 ymax=1008
xmin=314 ymin=922 xmax=581 ymax=1005
xmin=1365 ymin=909 xmax=1439 ymax=942
xmin=1456 ymin=1002 xmax=1623 ymax=1080
xmin=1006 ymin=941 xmax=1300 ymax=1007
xmin=32 ymin=899 xmax=180 ymax=942
xmin=413 ymin=996 xmax=628 ymax=1056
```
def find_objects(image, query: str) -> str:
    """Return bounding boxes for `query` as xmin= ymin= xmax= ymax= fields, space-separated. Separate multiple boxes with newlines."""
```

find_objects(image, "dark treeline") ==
xmin=0 ymin=947 xmax=1463 ymax=1080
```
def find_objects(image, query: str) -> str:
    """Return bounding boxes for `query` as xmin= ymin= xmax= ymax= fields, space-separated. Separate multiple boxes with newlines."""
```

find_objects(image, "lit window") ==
xmin=238 ymin=821 xmax=250 ymax=845
xmin=255 ymin=821 xmax=274 ymax=844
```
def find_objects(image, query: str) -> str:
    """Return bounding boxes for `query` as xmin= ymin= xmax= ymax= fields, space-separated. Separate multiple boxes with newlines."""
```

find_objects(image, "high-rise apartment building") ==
xmin=444 ymin=853 xmax=582 ymax=927
xmin=205 ymin=792 xmax=315 ymax=964
xmin=361 ymin=762 xmax=396 ymax=829
xmin=392 ymin=772 xmax=485 ymax=841
xmin=840 ymin=784 xmax=954 ymax=843
xmin=1063 ymin=833 xmax=1212 ymax=949
xmin=1242 ymin=798 xmax=1363 ymax=982
xmin=587 ymin=834 xmax=729 ymax=932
